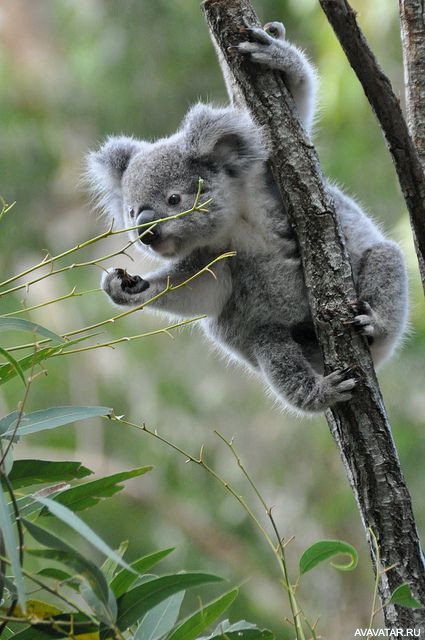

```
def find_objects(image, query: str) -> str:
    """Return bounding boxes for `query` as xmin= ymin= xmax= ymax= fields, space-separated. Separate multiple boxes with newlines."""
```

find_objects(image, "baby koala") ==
xmin=86 ymin=23 xmax=408 ymax=414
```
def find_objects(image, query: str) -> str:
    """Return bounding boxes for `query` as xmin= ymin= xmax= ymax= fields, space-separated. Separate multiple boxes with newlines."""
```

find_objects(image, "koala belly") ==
xmin=202 ymin=253 xmax=317 ymax=369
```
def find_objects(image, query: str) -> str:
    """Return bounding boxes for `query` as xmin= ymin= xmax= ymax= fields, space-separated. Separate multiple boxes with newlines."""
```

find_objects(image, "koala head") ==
xmin=86 ymin=104 xmax=267 ymax=259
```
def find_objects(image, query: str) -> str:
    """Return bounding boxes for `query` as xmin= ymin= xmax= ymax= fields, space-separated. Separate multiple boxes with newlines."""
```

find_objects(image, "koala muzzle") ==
xmin=137 ymin=210 xmax=160 ymax=245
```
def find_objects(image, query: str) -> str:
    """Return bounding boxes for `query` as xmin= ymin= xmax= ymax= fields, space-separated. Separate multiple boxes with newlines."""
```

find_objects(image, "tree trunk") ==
xmin=399 ymin=0 xmax=425 ymax=281
xmin=202 ymin=0 xmax=425 ymax=629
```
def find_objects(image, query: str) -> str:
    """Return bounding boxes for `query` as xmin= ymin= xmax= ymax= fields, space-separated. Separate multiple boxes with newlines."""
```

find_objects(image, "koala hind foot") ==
xmin=302 ymin=368 xmax=357 ymax=412
xmin=347 ymin=300 xmax=384 ymax=339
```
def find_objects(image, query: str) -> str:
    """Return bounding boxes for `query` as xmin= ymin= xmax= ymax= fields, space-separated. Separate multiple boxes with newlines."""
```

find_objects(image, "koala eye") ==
xmin=129 ymin=208 xmax=135 ymax=218
xmin=167 ymin=193 xmax=181 ymax=206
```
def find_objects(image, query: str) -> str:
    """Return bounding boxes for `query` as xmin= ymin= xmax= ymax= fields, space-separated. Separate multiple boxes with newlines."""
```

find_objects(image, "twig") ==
xmin=0 ymin=183 xmax=211 ymax=291
xmin=5 ymin=252 xmax=235 ymax=353
xmin=112 ymin=416 xmax=308 ymax=639
xmin=51 ymin=316 xmax=206 ymax=356
xmin=0 ymin=287 xmax=102 ymax=318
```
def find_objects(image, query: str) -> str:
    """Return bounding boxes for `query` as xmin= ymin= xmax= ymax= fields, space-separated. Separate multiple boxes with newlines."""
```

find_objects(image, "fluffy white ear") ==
xmin=182 ymin=103 xmax=267 ymax=173
xmin=85 ymin=136 xmax=147 ymax=220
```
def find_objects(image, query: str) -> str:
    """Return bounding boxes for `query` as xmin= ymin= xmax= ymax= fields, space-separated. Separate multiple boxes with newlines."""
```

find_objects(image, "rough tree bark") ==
xmin=202 ymin=0 xmax=425 ymax=629
xmin=399 ymin=0 xmax=425 ymax=165
xmin=319 ymin=0 xmax=425 ymax=295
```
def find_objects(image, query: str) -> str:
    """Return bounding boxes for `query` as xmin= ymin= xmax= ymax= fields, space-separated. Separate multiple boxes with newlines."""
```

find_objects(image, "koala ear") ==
xmin=182 ymin=104 xmax=267 ymax=173
xmin=85 ymin=136 xmax=147 ymax=219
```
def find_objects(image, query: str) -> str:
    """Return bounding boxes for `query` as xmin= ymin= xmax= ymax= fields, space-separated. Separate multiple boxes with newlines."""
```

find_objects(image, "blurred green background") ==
xmin=0 ymin=0 xmax=424 ymax=636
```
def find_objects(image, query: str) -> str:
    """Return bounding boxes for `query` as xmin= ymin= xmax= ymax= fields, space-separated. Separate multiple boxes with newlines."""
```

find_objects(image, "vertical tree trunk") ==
xmin=399 ymin=0 xmax=425 ymax=162
xmin=202 ymin=0 xmax=425 ymax=629
xmin=399 ymin=0 xmax=425 ymax=281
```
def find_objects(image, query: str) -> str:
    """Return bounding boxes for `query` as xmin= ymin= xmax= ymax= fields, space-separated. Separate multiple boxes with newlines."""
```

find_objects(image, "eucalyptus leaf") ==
xmin=299 ymin=539 xmax=358 ymax=575
xmin=0 ymin=480 xmax=26 ymax=611
xmin=0 ymin=345 xmax=26 ymax=385
xmin=0 ymin=317 xmax=65 ymax=343
xmin=8 ymin=459 xmax=92 ymax=489
xmin=11 ymin=612 xmax=97 ymax=639
xmin=205 ymin=628 xmax=274 ymax=640
xmin=168 ymin=588 xmax=239 ymax=640
xmin=40 ymin=466 xmax=153 ymax=515
xmin=111 ymin=548 xmax=174 ymax=598
xmin=101 ymin=540 xmax=129 ymax=583
xmin=389 ymin=583 xmax=424 ymax=609
xmin=34 ymin=496 xmax=136 ymax=575
xmin=115 ymin=572 xmax=223 ymax=632
xmin=80 ymin=581 xmax=118 ymax=626
xmin=0 ymin=332 xmax=101 ymax=385
xmin=24 ymin=518 xmax=109 ymax=603
xmin=0 ymin=411 xmax=20 ymax=435
xmin=135 ymin=590 xmax=185 ymax=640
xmin=2 ymin=405 xmax=112 ymax=437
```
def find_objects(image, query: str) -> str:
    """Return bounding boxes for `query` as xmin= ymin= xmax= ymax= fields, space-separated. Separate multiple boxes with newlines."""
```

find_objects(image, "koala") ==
xmin=86 ymin=23 xmax=408 ymax=415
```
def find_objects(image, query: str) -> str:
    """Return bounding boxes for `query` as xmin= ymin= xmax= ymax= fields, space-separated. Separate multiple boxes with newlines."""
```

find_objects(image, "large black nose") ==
xmin=136 ymin=210 xmax=160 ymax=245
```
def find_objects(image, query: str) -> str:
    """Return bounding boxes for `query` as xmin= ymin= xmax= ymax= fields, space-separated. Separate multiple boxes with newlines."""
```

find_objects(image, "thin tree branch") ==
xmin=319 ymin=0 xmax=425 ymax=294
xmin=201 ymin=0 xmax=425 ymax=628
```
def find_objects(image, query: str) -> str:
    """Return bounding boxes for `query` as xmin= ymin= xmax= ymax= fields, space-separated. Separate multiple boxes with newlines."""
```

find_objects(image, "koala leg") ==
xmin=351 ymin=242 xmax=408 ymax=365
xmin=252 ymin=325 xmax=356 ymax=414
xmin=101 ymin=261 xmax=231 ymax=318
xmin=235 ymin=24 xmax=317 ymax=133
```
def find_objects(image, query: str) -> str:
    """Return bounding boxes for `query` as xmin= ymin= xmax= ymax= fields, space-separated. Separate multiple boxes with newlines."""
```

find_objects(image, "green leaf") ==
xmin=389 ymin=583 xmax=424 ymax=609
xmin=0 ymin=345 xmax=26 ymax=385
xmin=0 ymin=318 xmax=65 ymax=343
xmin=0 ymin=482 xmax=27 ymax=611
xmin=116 ymin=572 xmax=223 ymax=632
xmin=206 ymin=627 xmax=274 ymax=640
xmin=37 ymin=567 xmax=74 ymax=582
xmin=0 ymin=333 xmax=101 ymax=385
xmin=168 ymin=588 xmax=239 ymax=640
xmin=8 ymin=459 xmax=92 ymax=489
xmin=24 ymin=518 xmax=109 ymax=603
xmin=135 ymin=590 xmax=185 ymax=640
xmin=2 ymin=405 xmax=113 ymax=437
xmin=34 ymin=496 xmax=136 ymax=575
xmin=11 ymin=612 xmax=97 ymax=639
xmin=41 ymin=466 xmax=153 ymax=514
xmin=0 ymin=411 xmax=20 ymax=435
xmin=101 ymin=540 xmax=129 ymax=583
xmin=80 ymin=581 xmax=118 ymax=626
xmin=111 ymin=548 xmax=174 ymax=598
xmin=299 ymin=539 xmax=358 ymax=575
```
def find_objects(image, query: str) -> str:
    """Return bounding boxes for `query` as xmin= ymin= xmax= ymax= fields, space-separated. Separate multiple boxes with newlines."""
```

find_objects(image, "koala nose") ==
xmin=136 ymin=210 xmax=160 ymax=245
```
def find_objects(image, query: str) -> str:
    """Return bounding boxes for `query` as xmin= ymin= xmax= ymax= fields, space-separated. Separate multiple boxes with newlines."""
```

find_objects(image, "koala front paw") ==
xmin=101 ymin=268 xmax=149 ymax=305
xmin=233 ymin=24 xmax=287 ymax=67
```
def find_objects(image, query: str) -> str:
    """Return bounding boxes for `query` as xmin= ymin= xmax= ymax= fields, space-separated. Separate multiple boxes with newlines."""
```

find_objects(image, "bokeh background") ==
xmin=0 ymin=0 xmax=424 ymax=636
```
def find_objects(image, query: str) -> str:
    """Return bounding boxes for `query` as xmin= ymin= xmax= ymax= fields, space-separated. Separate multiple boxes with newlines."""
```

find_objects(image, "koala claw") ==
xmin=348 ymin=300 xmax=376 ymax=337
xmin=239 ymin=26 xmax=273 ymax=45
xmin=322 ymin=368 xmax=357 ymax=404
xmin=102 ymin=268 xmax=149 ymax=305
xmin=116 ymin=269 xmax=150 ymax=294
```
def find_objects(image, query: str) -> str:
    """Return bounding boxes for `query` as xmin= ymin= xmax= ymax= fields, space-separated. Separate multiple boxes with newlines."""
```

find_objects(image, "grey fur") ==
xmin=86 ymin=24 xmax=408 ymax=415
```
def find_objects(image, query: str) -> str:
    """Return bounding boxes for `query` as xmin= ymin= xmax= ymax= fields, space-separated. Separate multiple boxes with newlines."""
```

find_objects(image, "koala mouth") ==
xmin=148 ymin=236 xmax=178 ymax=257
